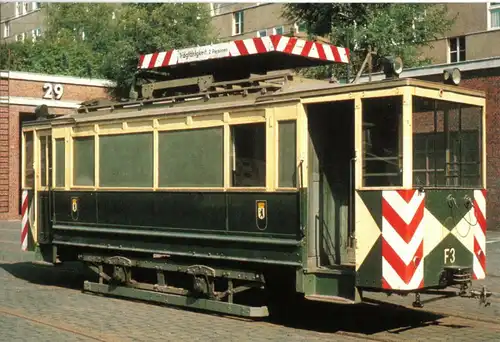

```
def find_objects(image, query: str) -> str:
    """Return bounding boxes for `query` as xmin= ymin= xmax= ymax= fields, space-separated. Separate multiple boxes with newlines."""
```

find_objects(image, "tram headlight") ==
xmin=443 ymin=68 xmax=461 ymax=85
xmin=382 ymin=56 xmax=403 ymax=79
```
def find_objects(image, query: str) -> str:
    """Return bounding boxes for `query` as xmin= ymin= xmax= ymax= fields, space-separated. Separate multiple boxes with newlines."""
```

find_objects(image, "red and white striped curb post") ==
xmin=473 ymin=189 xmax=487 ymax=280
xmin=21 ymin=189 xmax=29 ymax=251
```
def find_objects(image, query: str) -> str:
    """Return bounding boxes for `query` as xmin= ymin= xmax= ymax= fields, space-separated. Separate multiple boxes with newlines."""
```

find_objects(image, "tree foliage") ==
xmin=0 ymin=3 xmax=213 ymax=98
xmin=283 ymin=3 xmax=455 ymax=80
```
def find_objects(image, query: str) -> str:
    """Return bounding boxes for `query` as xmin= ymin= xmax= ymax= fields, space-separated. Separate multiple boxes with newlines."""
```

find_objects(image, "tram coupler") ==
xmin=460 ymin=285 xmax=492 ymax=307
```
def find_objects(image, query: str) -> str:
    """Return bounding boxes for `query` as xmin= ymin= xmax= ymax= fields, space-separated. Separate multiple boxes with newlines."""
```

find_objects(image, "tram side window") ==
xmin=278 ymin=120 xmax=297 ymax=188
xmin=73 ymin=136 xmax=95 ymax=186
xmin=39 ymin=136 xmax=51 ymax=187
xmin=231 ymin=123 xmax=266 ymax=187
xmin=23 ymin=132 xmax=34 ymax=188
xmin=362 ymin=96 xmax=403 ymax=187
xmin=100 ymin=133 xmax=153 ymax=187
xmin=159 ymin=127 xmax=223 ymax=187
xmin=412 ymin=96 xmax=482 ymax=187
xmin=55 ymin=138 xmax=65 ymax=187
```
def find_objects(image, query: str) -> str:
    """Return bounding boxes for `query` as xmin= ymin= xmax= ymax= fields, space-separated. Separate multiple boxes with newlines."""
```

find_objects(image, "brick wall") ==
xmin=461 ymin=72 xmax=500 ymax=231
xmin=0 ymin=104 xmax=8 ymax=214
xmin=0 ymin=78 xmax=112 ymax=221
xmin=8 ymin=79 xmax=111 ymax=100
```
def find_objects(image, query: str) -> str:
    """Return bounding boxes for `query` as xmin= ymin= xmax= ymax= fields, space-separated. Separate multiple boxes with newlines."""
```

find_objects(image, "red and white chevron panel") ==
xmin=382 ymin=190 xmax=425 ymax=290
xmin=21 ymin=190 xmax=29 ymax=251
xmin=138 ymin=35 xmax=350 ymax=69
xmin=473 ymin=189 xmax=487 ymax=280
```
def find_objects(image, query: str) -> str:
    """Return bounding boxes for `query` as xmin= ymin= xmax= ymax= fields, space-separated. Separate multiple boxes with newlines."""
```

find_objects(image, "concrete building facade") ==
xmin=209 ymin=3 xmax=305 ymax=42
xmin=0 ymin=71 xmax=114 ymax=220
xmin=209 ymin=3 xmax=500 ymax=66
xmin=421 ymin=3 xmax=500 ymax=64
xmin=0 ymin=2 xmax=45 ymax=42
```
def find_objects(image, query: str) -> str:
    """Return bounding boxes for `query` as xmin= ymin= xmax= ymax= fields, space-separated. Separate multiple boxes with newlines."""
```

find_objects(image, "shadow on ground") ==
xmin=0 ymin=261 xmax=470 ymax=337
xmin=0 ymin=261 xmax=97 ymax=290
xmin=265 ymin=296 xmax=471 ymax=336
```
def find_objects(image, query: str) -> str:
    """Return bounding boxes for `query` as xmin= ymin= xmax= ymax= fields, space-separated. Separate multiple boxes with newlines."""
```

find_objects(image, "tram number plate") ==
xmin=444 ymin=248 xmax=456 ymax=264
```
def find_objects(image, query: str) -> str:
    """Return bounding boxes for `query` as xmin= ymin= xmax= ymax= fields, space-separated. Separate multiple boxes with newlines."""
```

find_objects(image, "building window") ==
xmin=15 ymin=33 xmax=25 ymax=42
xmin=273 ymin=26 xmax=284 ymax=35
xmin=32 ymin=2 xmax=42 ymax=10
xmin=233 ymin=11 xmax=244 ymax=35
xmin=449 ymin=36 xmax=466 ymax=63
xmin=294 ymin=22 xmax=307 ymax=33
xmin=15 ymin=2 xmax=23 ymax=16
xmin=23 ymin=2 xmax=29 ymax=14
xmin=210 ymin=3 xmax=224 ymax=16
xmin=489 ymin=3 xmax=500 ymax=29
xmin=3 ymin=22 xmax=11 ymax=38
xmin=256 ymin=29 xmax=267 ymax=37
xmin=32 ymin=28 xmax=42 ymax=41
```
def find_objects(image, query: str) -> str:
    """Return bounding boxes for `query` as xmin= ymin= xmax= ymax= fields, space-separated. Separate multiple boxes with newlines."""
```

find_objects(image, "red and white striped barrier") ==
xmin=138 ymin=35 xmax=350 ymax=70
xmin=21 ymin=190 xmax=29 ymax=251
xmin=381 ymin=189 xmax=425 ymax=290
xmin=473 ymin=189 xmax=487 ymax=280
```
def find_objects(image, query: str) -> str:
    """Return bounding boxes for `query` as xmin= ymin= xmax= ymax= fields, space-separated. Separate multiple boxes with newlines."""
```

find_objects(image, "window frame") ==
xmin=32 ymin=28 xmax=42 ymax=41
xmin=448 ymin=36 xmax=466 ymax=63
xmin=15 ymin=33 xmax=25 ymax=42
xmin=72 ymin=135 xmax=96 ymax=188
xmin=229 ymin=122 xmax=267 ymax=189
xmin=99 ymin=132 xmax=154 ymax=188
xmin=22 ymin=130 xmax=35 ymax=189
xmin=294 ymin=22 xmax=307 ymax=33
xmin=3 ymin=22 xmax=11 ymax=38
xmin=54 ymin=138 xmax=66 ymax=189
xmin=488 ymin=2 xmax=500 ymax=30
xmin=233 ymin=11 xmax=244 ymax=36
xmin=158 ymin=126 xmax=225 ymax=189
xmin=361 ymin=95 xmax=405 ymax=189
xmin=411 ymin=97 xmax=483 ymax=189
xmin=276 ymin=119 xmax=298 ymax=190
xmin=273 ymin=26 xmax=285 ymax=35
xmin=32 ymin=2 xmax=42 ymax=11
xmin=256 ymin=29 xmax=267 ymax=37
xmin=15 ymin=2 xmax=23 ymax=17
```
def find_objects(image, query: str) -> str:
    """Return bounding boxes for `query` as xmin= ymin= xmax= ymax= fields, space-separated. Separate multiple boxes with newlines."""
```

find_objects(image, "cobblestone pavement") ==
xmin=0 ymin=221 xmax=499 ymax=341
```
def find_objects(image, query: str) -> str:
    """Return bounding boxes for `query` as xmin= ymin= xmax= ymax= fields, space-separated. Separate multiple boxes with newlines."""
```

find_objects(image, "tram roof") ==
xmin=136 ymin=35 xmax=350 ymax=77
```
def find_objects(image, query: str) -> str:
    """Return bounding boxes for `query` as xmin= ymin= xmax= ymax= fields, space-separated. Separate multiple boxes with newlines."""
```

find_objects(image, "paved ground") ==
xmin=0 ymin=221 xmax=499 ymax=341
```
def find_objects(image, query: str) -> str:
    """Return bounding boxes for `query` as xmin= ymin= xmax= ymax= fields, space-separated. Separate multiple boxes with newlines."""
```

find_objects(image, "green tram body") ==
xmin=20 ymin=39 xmax=488 ymax=317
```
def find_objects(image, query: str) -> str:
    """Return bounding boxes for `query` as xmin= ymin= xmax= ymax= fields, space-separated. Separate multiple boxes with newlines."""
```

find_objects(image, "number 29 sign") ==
xmin=43 ymin=83 xmax=64 ymax=100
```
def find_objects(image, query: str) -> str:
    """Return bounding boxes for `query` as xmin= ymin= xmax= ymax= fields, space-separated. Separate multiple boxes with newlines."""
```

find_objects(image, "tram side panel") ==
xmin=49 ymin=189 xmax=303 ymax=267
xmin=355 ymin=188 xmax=485 ymax=292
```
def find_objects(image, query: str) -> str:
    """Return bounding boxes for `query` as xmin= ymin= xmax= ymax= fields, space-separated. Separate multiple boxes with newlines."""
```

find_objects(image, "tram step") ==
xmin=304 ymin=294 xmax=357 ymax=304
